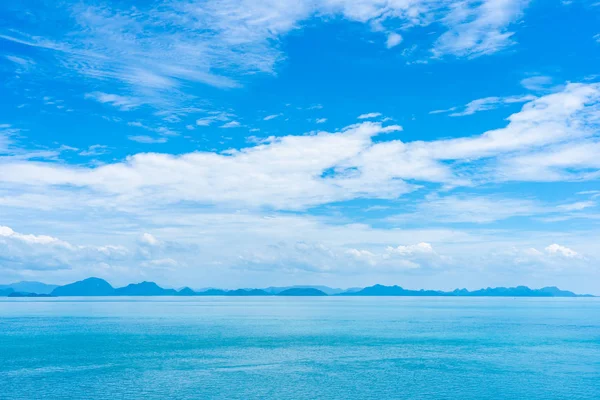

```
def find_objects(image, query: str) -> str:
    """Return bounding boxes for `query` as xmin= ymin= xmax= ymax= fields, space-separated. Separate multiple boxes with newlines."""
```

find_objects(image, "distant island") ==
xmin=0 ymin=278 xmax=595 ymax=298
xmin=7 ymin=292 xmax=55 ymax=298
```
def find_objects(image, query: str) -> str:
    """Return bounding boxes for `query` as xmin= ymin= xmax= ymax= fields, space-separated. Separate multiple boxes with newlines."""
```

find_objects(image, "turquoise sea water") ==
xmin=1 ymin=297 xmax=599 ymax=399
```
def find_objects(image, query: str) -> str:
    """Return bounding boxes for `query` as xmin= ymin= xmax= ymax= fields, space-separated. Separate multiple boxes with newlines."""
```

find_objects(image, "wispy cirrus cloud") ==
xmin=433 ymin=0 xmax=529 ymax=58
xmin=128 ymin=135 xmax=168 ymax=144
xmin=85 ymin=92 xmax=142 ymax=111
xmin=358 ymin=112 xmax=382 ymax=119
xmin=0 ymin=0 xmax=531 ymax=110
xmin=431 ymin=94 xmax=536 ymax=117
xmin=263 ymin=114 xmax=282 ymax=121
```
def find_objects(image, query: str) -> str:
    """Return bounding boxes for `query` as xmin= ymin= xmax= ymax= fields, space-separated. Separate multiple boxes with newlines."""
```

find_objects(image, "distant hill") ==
xmin=226 ymin=289 xmax=271 ymax=296
xmin=277 ymin=288 xmax=328 ymax=296
xmin=264 ymin=285 xmax=346 ymax=295
xmin=10 ymin=278 xmax=593 ymax=297
xmin=196 ymin=289 xmax=228 ymax=296
xmin=114 ymin=282 xmax=178 ymax=296
xmin=342 ymin=285 xmax=446 ymax=296
xmin=0 ymin=281 xmax=58 ymax=294
xmin=52 ymin=277 xmax=115 ymax=296
xmin=343 ymin=284 xmax=590 ymax=297
xmin=178 ymin=287 xmax=197 ymax=296
xmin=8 ymin=292 xmax=54 ymax=298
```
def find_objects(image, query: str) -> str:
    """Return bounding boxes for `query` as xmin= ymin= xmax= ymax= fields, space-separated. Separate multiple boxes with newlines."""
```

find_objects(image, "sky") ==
xmin=1 ymin=0 xmax=600 ymax=293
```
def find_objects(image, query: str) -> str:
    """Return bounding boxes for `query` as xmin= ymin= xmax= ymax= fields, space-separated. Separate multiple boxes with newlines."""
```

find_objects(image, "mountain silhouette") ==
xmin=264 ymin=285 xmax=346 ymax=295
xmin=0 ymin=281 xmax=58 ymax=294
xmin=8 ymin=278 xmax=591 ymax=297
xmin=178 ymin=287 xmax=197 ymax=296
xmin=277 ymin=288 xmax=328 ymax=296
xmin=51 ymin=277 xmax=115 ymax=296
xmin=226 ymin=289 xmax=270 ymax=296
xmin=8 ymin=292 xmax=54 ymax=298
xmin=114 ymin=281 xmax=178 ymax=296
xmin=343 ymin=284 xmax=587 ymax=297
xmin=196 ymin=289 xmax=228 ymax=296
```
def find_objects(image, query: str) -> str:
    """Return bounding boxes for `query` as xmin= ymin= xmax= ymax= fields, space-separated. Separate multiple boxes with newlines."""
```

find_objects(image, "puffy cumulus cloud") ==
xmin=0 ymin=225 xmax=70 ymax=247
xmin=386 ymin=242 xmax=434 ymax=255
xmin=344 ymin=242 xmax=446 ymax=271
xmin=386 ymin=32 xmax=403 ymax=49
xmin=140 ymin=233 xmax=160 ymax=246
xmin=2 ymin=0 xmax=530 ymax=107
xmin=0 ymin=210 xmax=599 ymax=291
xmin=236 ymin=240 xmax=444 ymax=274
xmin=492 ymin=243 xmax=587 ymax=270
xmin=0 ymin=225 xmax=130 ymax=272
xmin=545 ymin=244 xmax=580 ymax=258
xmin=346 ymin=248 xmax=378 ymax=266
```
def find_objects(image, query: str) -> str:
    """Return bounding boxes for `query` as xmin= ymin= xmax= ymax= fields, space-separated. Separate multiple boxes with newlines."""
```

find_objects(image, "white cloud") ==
xmin=520 ymin=76 xmax=553 ymax=91
xmin=5 ymin=55 xmax=35 ymax=73
xmin=196 ymin=112 xmax=235 ymax=127
xmin=1 ymin=0 xmax=532 ymax=111
xmin=386 ymin=242 xmax=434 ymax=255
xmin=220 ymin=120 xmax=241 ymax=128
xmin=545 ymin=244 xmax=579 ymax=258
xmin=386 ymin=32 xmax=403 ymax=49
xmin=143 ymin=258 xmax=179 ymax=268
xmin=263 ymin=114 xmax=282 ymax=121
xmin=128 ymin=135 xmax=168 ymax=144
xmin=557 ymin=201 xmax=596 ymax=211
xmin=0 ymin=124 xmax=17 ymax=153
xmin=0 ymin=225 xmax=131 ymax=272
xmin=433 ymin=0 xmax=529 ymax=58
xmin=594 ymin=33 xmax=600 ymax=43
xmin=358 ymin=112 xmax=382 ymax=119
xmin=399 ymin=195 xmax=542 ymax=223
xmin=127 ymin=122 xmax=178 ymax=137
xmin=84 ymin=92 xmax=141 ymax=111
xmin=0 ymin=209 xmax=598 ymax=291
xmin=79 ymin=145 xmax=108 ymax=157
xmin=429 ymin=107 xmax=458 ymax=115
xmin=0 ymin=83 xmax=599 ymax=215
xmin=140 ymin=233 xmax=160 ymax=246
xmin=315 ymin=118 xmax=327 ymax=124
xmin=432 ymin=94 xmax=537 ymax=117
xmin=5 ymin=55 xmax=33 ymax=66
xmin=0 ymin=226 xmax=67 ymax=246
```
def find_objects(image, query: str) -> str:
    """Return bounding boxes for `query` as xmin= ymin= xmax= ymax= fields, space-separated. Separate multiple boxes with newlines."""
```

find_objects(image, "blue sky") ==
xmin=1 ymin=0 xmax=600 ymax=292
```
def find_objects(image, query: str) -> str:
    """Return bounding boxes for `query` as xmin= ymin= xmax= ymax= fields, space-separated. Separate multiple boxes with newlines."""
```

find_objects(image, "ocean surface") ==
xmin=1 ymin=297 xmax=599 ymax=400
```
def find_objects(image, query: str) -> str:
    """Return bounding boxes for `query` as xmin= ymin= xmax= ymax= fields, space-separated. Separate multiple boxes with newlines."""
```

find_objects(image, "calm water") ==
xmin=1 ymin=297 xmax=599 ymax=399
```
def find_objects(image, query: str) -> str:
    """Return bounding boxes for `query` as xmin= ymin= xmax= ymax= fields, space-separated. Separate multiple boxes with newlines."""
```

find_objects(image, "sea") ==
xmin=1 ymin=297 xmax=599 ymax=399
